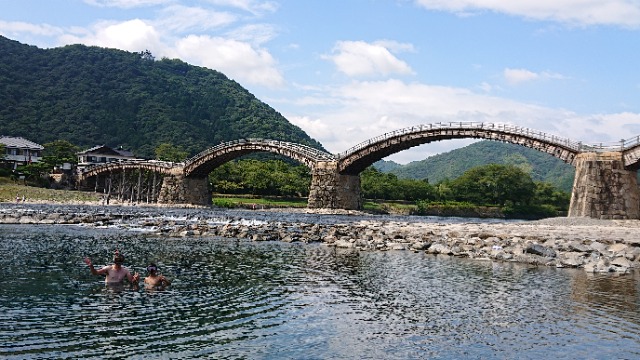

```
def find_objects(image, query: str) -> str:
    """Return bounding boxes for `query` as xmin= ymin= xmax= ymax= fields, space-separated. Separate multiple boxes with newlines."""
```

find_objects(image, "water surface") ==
xmin=1 ymin=221 xmax=639 ymax=359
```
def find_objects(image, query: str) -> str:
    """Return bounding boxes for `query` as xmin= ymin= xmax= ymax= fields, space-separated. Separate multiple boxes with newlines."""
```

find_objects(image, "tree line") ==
xmin=208 ymin=159 xmax=571 ymax=216
xmin=4 ymin=138 xmax=571 ymax=217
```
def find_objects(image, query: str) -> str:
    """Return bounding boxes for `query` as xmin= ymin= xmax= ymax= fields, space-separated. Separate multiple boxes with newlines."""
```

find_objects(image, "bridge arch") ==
xmin=76 ymin=160 xmax=181 ymax=182
xmin=75 ymin=160 xmax=182 ymax=204
xmin=623 ymin=138 xmax=640 ymax=170
xmin=337 ymin=122 xmax=582 ymax=175
xmin=183 ymin=139 xmax=335 ymax=177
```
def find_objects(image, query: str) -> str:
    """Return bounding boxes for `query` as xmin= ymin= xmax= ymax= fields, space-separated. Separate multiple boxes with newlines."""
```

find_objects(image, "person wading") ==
xmin=84 ymin=250 xmax=140 ymax=284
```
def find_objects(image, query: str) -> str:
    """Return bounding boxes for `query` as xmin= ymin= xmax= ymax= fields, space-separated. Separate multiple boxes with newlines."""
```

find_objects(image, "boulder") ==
xmin=559 ymin=252 xmax=585 ymax=267
xmin=525 ymin=244 xmax=556 ymax=258
xmin=427 ymin=243 xmax=453 ymax=255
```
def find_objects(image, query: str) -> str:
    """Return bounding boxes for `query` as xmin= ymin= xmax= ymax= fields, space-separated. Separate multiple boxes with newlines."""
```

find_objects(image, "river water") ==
xmin=1 ymin=207 xmax=640 ymax=359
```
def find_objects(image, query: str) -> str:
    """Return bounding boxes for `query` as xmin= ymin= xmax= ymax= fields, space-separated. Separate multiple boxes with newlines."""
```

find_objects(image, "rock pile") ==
xmin=2 ymin=205 xmax=639 ymax=273
xmin=152 ymin=217 xmax=640 ymax=274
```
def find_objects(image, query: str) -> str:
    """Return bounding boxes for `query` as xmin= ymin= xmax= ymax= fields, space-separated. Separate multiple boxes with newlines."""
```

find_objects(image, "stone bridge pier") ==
xmin=308 ymin=161 xmax=362 ymax=209
xmin=157 ymin=169 xmax=211 ymax=206
xmin=569 ymin=152 xmax=640 ymax=219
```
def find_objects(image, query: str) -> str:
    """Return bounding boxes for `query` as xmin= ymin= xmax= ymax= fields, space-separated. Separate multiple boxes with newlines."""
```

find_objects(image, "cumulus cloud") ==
xmin=414 ymin=0 xmax=640 ymax=28
xmin=324 ymin=40 xmax=415 ymax=78
xmin=287 ymin=115 xmax=337 ymax=145
xmin=283 ymin=79 xmax=640 ymax=163
xmin=173 ymin=35 xmax=284 ymax=87
xmin=55 ymin=15 xmax=283 ymax=88
xmin=60 ymin=19 xmax=165 ymax=53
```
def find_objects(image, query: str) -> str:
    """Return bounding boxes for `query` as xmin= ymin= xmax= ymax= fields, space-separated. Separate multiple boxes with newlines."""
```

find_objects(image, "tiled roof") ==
xmin=78 ymin=145 xmax=135 ymax=157
xmin=78 ymin=145 xmax=108 ymax=154
xmin=0 ymin=136 xmax=44 ymax=150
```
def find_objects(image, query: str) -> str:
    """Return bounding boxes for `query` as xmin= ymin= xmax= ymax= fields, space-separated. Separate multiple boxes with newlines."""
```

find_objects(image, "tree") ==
xmin=41 ymin=140 xmax=79 ymax=169
xmin=451 ymin=164 xmax=535 ymax=206
xmin=0 ymin=143 xmax=5 ymax=161
xmin=533 ymin=182 xmax=570 ymax=211
xmin=155 ymin=143 xmax=188 ymax=162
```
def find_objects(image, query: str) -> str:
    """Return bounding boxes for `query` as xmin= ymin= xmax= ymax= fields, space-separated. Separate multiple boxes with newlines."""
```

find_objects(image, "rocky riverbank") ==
xmin=2 ymin=203 xmax=639 ymax=273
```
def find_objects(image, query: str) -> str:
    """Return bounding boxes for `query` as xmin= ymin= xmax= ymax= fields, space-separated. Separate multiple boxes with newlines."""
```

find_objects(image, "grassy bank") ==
xmin=0 ymin=178 xmax=101 ymax=204
xmin=212 ymin=195 xmax=307 ymax=209
xmin=0 ymin=179 xmax=557 ymax=219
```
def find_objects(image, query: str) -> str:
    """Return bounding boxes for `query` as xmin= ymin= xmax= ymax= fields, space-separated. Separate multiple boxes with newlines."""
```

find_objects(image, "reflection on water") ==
xmin=1 ymin=223 xmax=640 ymax=359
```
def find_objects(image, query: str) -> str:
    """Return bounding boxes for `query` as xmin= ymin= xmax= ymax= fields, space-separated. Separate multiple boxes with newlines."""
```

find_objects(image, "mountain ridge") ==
xmin=0 ymin=36 xmax=322 ymax=158
xmin=375 ymin=141 xmax=576 ymax=192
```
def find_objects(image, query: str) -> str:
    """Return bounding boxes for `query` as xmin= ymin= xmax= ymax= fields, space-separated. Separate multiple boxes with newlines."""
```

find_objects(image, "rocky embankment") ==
xmin=2 ymin=204 xmax=640 ymax=273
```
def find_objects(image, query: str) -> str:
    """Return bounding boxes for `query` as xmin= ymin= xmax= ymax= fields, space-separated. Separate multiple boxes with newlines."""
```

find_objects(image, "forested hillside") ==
xmin=0 ymin=36 xmax=322 ymax=158
xmin=377 ymin=141 xmax=576 ymax=192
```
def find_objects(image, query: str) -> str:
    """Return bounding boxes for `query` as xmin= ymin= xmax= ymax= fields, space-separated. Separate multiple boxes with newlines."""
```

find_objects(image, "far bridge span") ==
xmin=77 ymin=122 xmax=640 ymax=219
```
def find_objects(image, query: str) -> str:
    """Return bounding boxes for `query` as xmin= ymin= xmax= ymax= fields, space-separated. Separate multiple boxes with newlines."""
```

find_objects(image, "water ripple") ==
xmin=1 ymin=223 xmax=640 ymax=359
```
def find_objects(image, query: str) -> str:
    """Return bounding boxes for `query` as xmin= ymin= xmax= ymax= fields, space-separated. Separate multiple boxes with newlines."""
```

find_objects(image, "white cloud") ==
xmin=504 ymin=68 xmax=539 ymax=84
xmin=287 ymin=115 xmax=336 ymax=145
xmin=414 ymin=0 xmax=640 ymax=28
xmin=55 ymin=16 xmax=283 ymax=88
xmin=173 ymin=35 xmax=284 ymax=87
xmin=205 ymin=0 xmax=279 ymax=15
xmin=324 ymin=40 xmax=415 ymax=78
xmin=225 ymin=23 xmax=278 ymax=45
xmin=284 ymin=79 xmax=640 ymax=163
xmin=0 ymin=20 xmax=64 ymax=38
xmin=156 ymin=5 xmax=237 ymax=32
xmin=504 ymin=68 xmax=567 ymax=85
xmin=60 ymin=19 xmax=165 ymax=53
xmin=83 ymin=0 xmax=171 ymax=8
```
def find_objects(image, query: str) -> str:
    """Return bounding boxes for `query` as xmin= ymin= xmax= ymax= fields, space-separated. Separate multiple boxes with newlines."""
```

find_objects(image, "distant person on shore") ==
xmin=144 ymin=263 xmax=171 ymax=288
xmin=84 ymin=250 xmax=139 ymax=284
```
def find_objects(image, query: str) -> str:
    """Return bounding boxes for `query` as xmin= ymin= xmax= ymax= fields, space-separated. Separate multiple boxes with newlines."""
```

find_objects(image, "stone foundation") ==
xmin=308 ymin=161 xmax=362 ymax=209
xmin=569 ymin=152 xmax=640 ymax=219
xmin=158 ymin=175 xmax=211 ymax=206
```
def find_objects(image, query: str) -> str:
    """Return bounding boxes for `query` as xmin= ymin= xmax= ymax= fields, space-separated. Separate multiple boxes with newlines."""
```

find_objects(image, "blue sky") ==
xmin=2 ymin=0 xmax=640 ymax=163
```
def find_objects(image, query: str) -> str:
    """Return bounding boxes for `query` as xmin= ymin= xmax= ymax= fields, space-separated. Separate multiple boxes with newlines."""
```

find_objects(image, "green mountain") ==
xmin=0 ymin=36 xmax=322 ymax=158
xmin=376 ymin=141 xmax=576 ymax=192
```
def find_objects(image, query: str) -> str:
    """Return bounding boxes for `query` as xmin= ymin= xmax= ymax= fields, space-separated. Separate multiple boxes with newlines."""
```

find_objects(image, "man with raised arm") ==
xmin=84 ymin=250 xmax=140 ymax=284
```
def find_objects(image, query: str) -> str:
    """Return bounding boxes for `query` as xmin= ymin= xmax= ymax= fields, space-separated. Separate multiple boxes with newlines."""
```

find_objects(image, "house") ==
xmin=0 ymin=136 xmax=44 ymax=170
xmin=76 ymin=145 xmax=138 ymax=170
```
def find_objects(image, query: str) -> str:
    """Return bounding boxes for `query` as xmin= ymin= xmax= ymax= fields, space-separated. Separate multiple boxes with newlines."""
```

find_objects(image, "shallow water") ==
xmin=1 ymin=221 xmax=640 ymax=359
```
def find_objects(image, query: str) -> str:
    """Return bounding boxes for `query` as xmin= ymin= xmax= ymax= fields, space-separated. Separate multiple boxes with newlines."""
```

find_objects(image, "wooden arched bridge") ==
xmin=77 ymin=122 xmax=640 ymax=219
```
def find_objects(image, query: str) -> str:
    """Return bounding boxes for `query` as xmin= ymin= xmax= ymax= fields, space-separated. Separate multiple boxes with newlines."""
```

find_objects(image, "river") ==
xmin=1 ymin=206 xmax=640 ymax=359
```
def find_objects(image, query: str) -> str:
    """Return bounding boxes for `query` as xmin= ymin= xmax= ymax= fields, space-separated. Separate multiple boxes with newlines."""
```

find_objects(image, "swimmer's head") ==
xmin=113 ymin=253 xmax=125 ymax=264
xmin=146 ymin=264 xmax=158 ymax=273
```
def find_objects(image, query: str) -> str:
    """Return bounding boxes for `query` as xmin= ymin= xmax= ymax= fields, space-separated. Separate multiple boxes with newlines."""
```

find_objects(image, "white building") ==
xmin=0 ymin=136 xmax=44 ymax=169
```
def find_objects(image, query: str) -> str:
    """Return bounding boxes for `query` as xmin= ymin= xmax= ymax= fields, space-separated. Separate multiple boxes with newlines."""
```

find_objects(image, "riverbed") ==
xmin=1 ymin=204 xmax=640 ymax=358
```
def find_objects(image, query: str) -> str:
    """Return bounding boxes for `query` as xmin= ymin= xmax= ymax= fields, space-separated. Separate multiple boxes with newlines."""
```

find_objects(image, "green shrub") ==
xmin=503 ymin=204 xmax=558 ymax=219
xmin=212 ymin=198 xmax=236 ymax=208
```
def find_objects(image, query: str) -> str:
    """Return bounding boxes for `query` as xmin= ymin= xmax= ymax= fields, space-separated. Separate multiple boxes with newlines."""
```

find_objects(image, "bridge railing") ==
xmin=184 ymin=138 xmax=335 ymax=166
xmin=336 ymin=122 xmax=640 ymax=158
xmin=77 ymin=159 xmax=180 ymax=175
xmin=336 ymin=122 xmax=590 ymax=158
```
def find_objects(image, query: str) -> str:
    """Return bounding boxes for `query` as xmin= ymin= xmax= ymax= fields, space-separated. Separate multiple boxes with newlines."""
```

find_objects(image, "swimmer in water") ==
xmin=84 ymin=250 xmax=140 ymax=284
xmin=144 ymin=263 xmax=171 ymax=288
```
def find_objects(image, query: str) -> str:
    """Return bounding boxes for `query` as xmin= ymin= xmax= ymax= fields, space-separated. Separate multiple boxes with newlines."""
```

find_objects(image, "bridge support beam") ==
xmin=569 ymin=152 xmax=640 ymax=219
xmin=158 ymin=173 xmax=211 ymax=206
xmin=308 ymin=161 xmax=362 ymax=210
